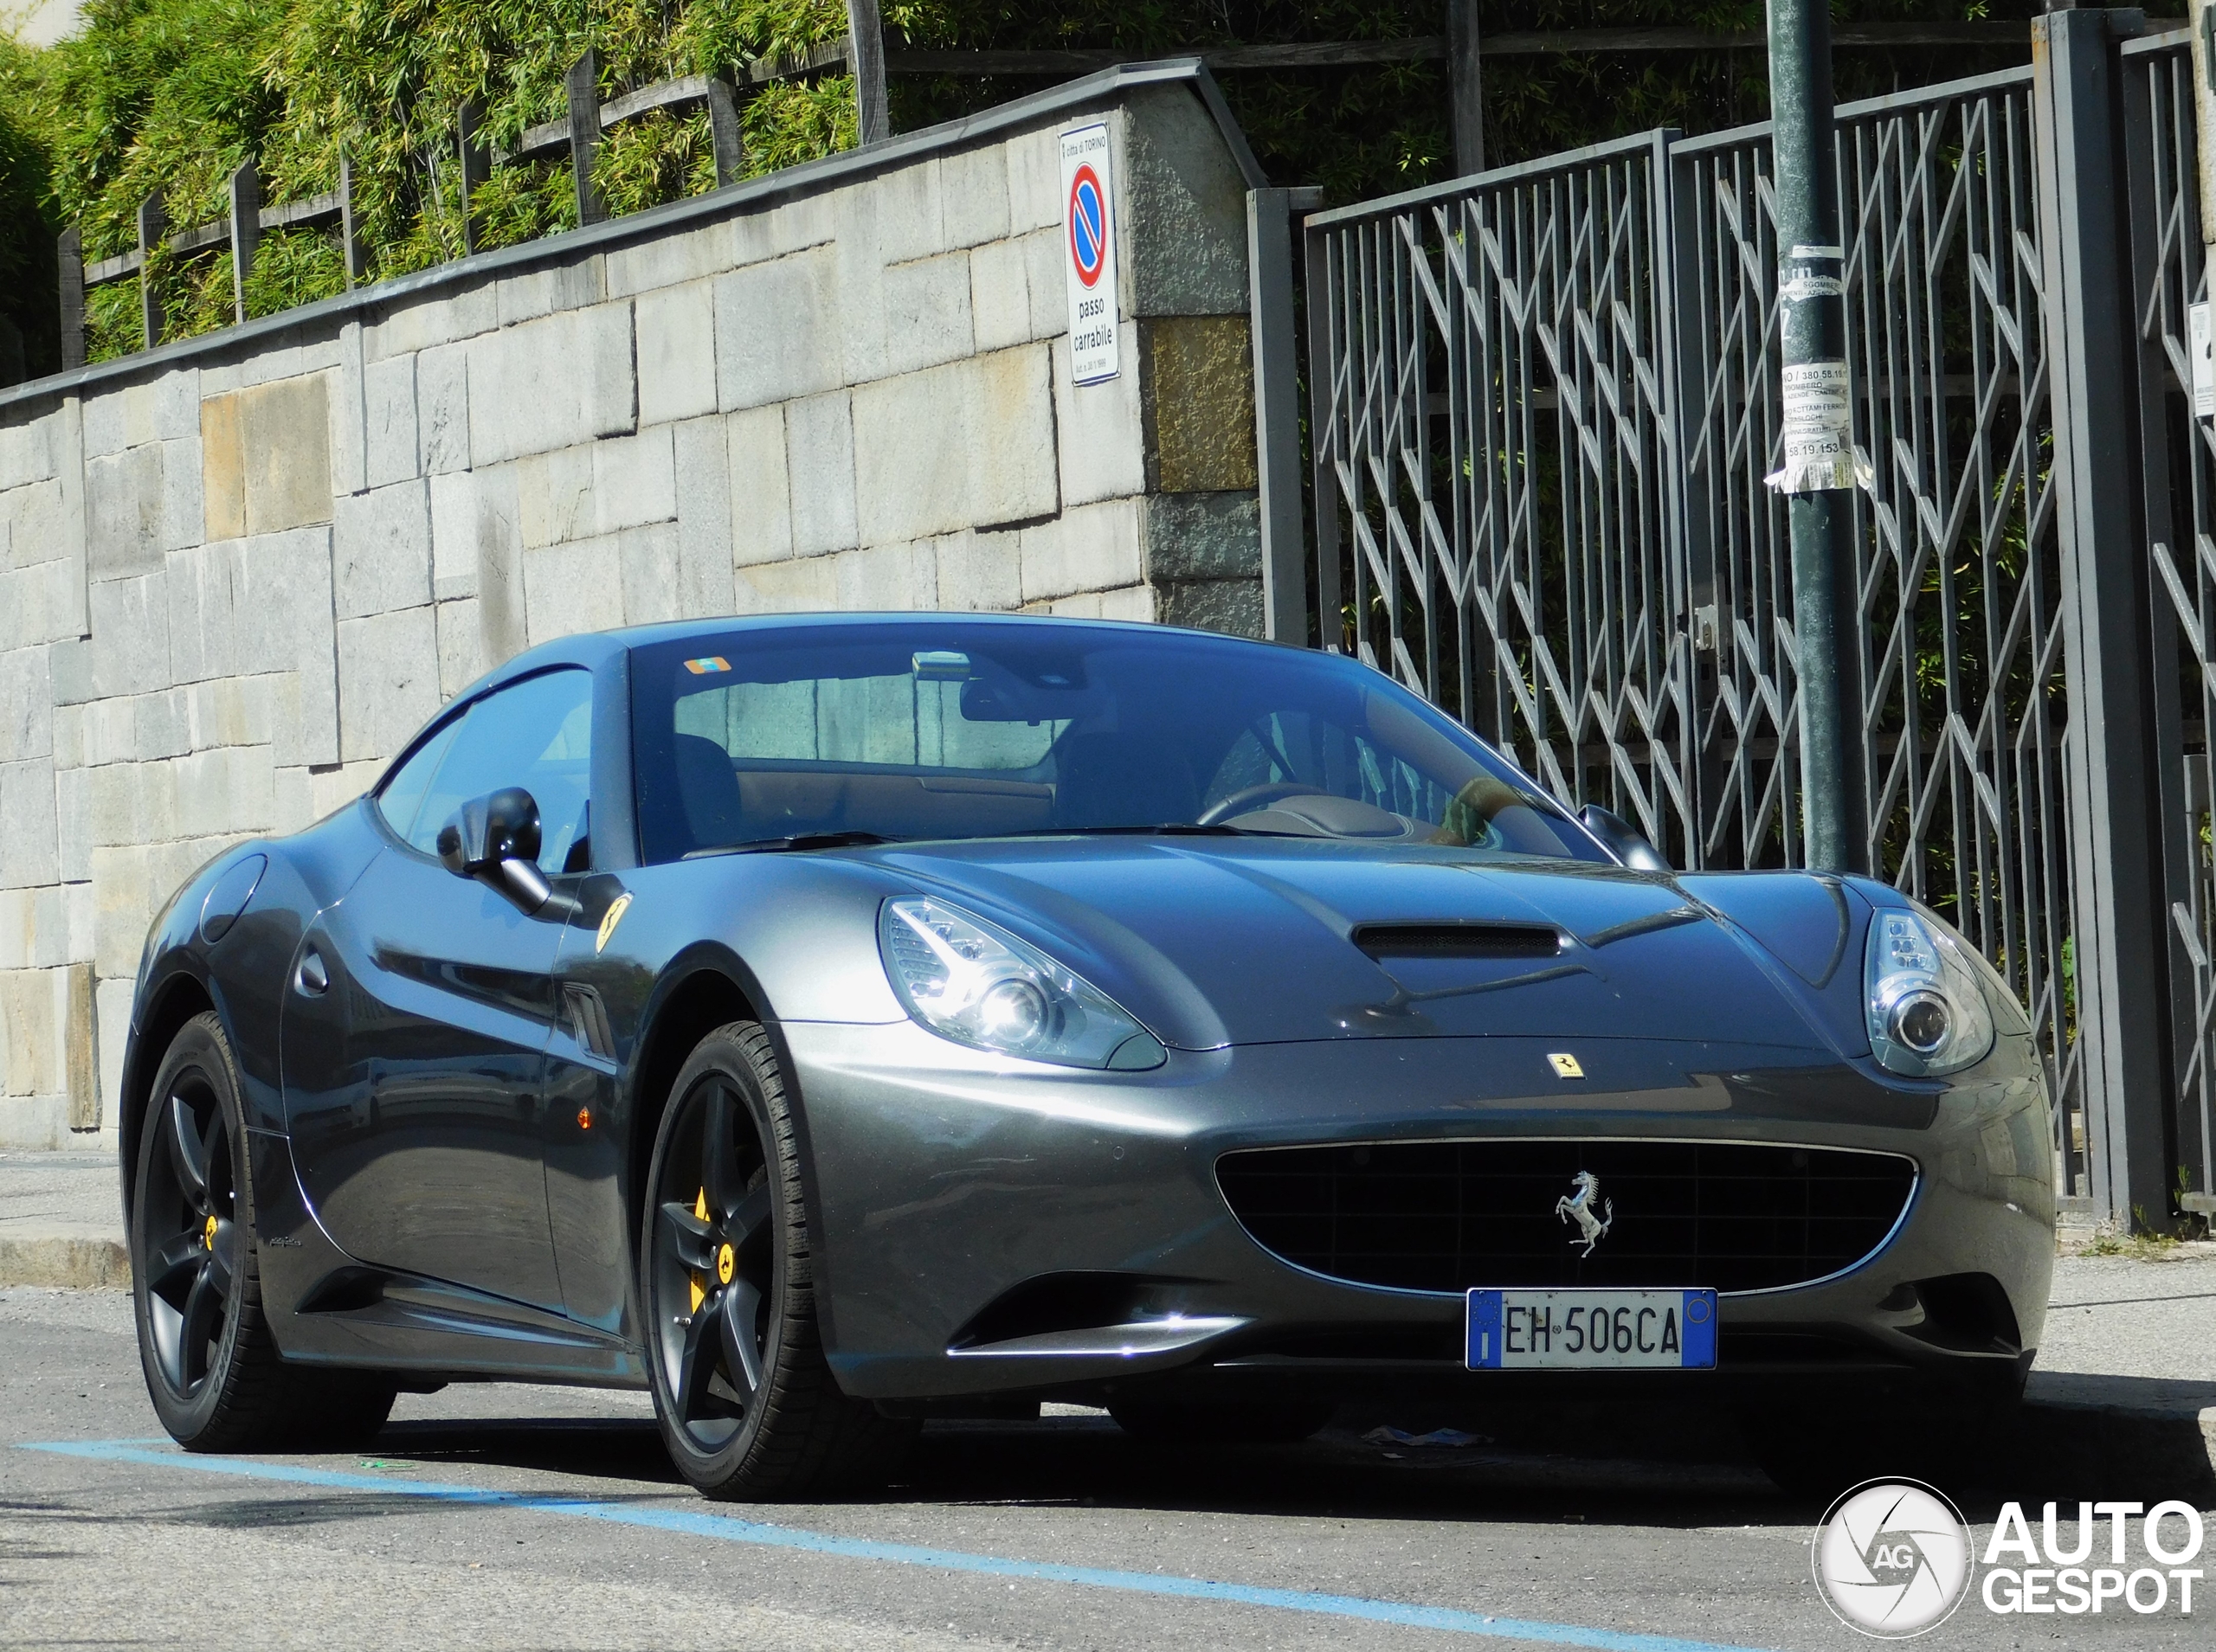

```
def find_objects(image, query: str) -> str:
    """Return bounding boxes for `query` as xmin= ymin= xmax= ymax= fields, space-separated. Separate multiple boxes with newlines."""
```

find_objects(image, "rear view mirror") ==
xmin=1579 ymin=804 xmax=1672 ymax=873
xmin=912 ymin=649 xmax=971 ymax=682
xmin=436 ymin=787 xmax=568 ymax=917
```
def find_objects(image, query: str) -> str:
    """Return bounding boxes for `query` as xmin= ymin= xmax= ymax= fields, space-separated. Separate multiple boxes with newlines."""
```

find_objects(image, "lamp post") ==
xmin=1767 ymin=0 xmax=1861 ymax=873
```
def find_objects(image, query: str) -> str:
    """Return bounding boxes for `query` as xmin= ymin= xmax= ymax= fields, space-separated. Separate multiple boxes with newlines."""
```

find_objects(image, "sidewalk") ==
xmin=0 ymin=1151 xmax=128 ymax=1289
xmin=2017 ymin=1244 xmax=2216 ymax=1499
xmin=5 ymin=1151 xmax=2211 ymax=1494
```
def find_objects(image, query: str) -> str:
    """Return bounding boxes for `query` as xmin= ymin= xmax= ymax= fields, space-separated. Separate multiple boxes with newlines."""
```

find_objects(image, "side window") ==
xmin=375 ymin=717 xmax=463 ymax=845
xmin=405 ymin=670 xmax=596 ymax=875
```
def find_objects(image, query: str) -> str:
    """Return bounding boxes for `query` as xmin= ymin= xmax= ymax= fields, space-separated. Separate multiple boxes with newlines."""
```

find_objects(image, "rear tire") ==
xmin=641 ymin=1021 xmax=915 ymax=1499
xmin=131 ymin=1012 xmax=396 ymax=1452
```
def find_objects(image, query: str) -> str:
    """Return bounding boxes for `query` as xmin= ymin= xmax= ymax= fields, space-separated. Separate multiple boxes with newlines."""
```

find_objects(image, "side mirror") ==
xmin=436 ymin=787 xmax=559 ymax=916
xmin=1579 ymin=803 xmax=1672 ymax=873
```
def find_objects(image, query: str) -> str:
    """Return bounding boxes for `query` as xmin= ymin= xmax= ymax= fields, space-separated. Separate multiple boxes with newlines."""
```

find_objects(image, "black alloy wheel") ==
xmin=641 ymin=1022 xmax=914 ymax=1498
xmin=131 ymin=1012 xmax=396 ymax=1451
xmin=650 ymin=1078 xmax=775 ymax=1449
xmin=139 ymin=1065 xmax=243 ymax=1398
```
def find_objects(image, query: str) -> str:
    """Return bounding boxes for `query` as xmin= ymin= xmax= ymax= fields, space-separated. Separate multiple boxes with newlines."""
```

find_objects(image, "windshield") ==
xmin=628 ymin=621 xmax=1608 ymax=865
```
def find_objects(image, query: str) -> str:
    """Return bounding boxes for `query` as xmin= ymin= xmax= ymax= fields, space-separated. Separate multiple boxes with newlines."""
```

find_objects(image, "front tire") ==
xmin=641 ymin=1021 xmax=912 ymax=1498
xmin=131 ymin=1012 xmax=396 ymax=1451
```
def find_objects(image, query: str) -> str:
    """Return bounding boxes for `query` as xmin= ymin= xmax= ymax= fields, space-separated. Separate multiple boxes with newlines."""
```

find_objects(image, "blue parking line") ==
xmin=23 ymin=1438 xmax=1773 ymax=1652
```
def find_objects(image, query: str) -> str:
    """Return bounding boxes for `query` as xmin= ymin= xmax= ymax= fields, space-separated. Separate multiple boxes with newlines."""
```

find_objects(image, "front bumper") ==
xmin=783 ymin=1019 xmax=2055 ymax=1402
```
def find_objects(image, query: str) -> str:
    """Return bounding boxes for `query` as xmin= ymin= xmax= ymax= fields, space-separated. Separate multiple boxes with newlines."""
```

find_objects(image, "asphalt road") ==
xmin=6 ymin=1288 xmax=2211 ymax=1652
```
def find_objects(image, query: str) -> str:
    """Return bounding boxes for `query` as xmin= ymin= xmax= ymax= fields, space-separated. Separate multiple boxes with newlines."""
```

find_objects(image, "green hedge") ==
xmin=1 ymin=0 xmax=2034 ymax=374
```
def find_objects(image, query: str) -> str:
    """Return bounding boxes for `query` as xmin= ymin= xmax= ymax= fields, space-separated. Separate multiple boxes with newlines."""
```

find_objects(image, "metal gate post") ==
xmin=1304 ymin=221 xmax=1343 ymax=651
xmin=2120 ymin=34 xmax=2200 ymax=1218
xmin=1647 ymin=130 xmax=1702 ymax=871
xmin=2034 ymin=7 xmax=2177 ymax=1226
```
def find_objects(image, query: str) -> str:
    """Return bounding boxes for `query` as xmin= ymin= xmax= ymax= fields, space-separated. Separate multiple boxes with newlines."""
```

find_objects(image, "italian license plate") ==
xmin=1465 ymin=1288 xmax=1717 ymax=1370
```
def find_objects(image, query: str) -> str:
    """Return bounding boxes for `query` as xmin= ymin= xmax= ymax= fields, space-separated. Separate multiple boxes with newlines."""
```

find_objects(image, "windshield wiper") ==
xmin=685 ymin=831 xmax=903 ymax=858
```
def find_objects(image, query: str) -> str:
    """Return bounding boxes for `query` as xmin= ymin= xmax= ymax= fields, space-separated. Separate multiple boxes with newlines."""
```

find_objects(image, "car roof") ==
xmin=467 ymin=611 xmax=1304 ymax=698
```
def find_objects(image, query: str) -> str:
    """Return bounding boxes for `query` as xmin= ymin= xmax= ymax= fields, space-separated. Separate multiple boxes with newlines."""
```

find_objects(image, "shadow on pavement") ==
xmin=356 ymin=1391 xmax=2213 ymax=1527
xmin=365 ymin=1407 xmax=1798 ymax=1528
xmin=374 ymin=1417 xmax=681 ymax=1485
xmin=2025 ymin=1370 xmax=2216 ymax=1411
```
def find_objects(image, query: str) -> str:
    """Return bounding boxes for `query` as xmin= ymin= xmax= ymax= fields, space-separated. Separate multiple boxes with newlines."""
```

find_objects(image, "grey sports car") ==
xmin=120 ymin=613 xmax=2055 ymax=1497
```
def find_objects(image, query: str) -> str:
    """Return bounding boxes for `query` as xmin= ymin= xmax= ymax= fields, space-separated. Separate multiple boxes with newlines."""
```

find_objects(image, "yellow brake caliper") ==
xmin=689 ymin=1187 xmax=707 ymax=1315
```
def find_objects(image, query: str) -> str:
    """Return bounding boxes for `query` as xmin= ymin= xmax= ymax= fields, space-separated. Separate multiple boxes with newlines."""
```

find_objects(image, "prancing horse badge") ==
xmin=596 ymin=891 xmax=633 ymax=954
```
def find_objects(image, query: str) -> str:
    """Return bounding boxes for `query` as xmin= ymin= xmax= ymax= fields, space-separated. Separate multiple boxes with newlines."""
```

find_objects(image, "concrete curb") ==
xmin=0 ymin=1237 xmax=132 ymax=1289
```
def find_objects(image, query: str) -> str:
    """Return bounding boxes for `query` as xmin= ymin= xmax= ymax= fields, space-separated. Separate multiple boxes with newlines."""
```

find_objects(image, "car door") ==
xmin=281 ymin=667 xmax=596 ymax=1311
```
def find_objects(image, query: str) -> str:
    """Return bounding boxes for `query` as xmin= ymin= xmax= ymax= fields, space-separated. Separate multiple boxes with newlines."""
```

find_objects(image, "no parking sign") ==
xmin=1060 ymin=124 xmax=1119 ymax=384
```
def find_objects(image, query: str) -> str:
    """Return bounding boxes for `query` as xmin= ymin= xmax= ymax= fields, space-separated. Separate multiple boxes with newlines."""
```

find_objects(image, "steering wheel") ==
xmin=1195 ymin=781 xmax=1330 ymax=826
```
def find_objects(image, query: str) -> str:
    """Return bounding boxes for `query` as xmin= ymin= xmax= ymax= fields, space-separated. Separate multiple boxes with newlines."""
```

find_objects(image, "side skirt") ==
xmin=248 ymin=1129 xmax=647 ymax=1387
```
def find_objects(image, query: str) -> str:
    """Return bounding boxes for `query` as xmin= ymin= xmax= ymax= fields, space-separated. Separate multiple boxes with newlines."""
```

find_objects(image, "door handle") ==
xmin=294 ymin=947 xmax=330 ymax=996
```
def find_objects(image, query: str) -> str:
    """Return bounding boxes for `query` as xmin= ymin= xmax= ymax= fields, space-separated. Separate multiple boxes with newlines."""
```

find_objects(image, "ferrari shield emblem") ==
xmin=596 ymin=891 xmax=633 ymax=954
xmin=1548 ymin=1052 xmax=1584 ymax=1079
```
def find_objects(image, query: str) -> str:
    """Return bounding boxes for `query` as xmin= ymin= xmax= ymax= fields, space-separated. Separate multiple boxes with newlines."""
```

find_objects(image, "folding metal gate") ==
xmin=1297 ymin=10 xmax=2210 ymax=1226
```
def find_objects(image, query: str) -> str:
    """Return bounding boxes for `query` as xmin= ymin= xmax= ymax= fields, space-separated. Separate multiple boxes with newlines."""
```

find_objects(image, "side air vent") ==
xmin=948 ymin=1271 xmax=1195 ymax=1349
xmin=1904 ymin=1271 xmax=2023 ymax=1356
xmin=1351 ymin=922 xmax=1563 ymax=961
xmin=295 ymin=1266 xmax=390 ymax=1314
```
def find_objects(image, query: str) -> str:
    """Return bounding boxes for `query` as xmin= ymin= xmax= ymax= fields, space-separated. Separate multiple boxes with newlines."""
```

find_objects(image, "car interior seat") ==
xmin=672 ymin=732 xmax=747 ymax=852
xmin=1053 ymin=730 xmax=1198 ymax=827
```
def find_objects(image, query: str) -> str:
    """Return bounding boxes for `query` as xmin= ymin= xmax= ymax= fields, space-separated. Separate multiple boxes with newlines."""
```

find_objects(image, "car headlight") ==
xmin=878 ymin=897 xmax=1166 ymax=1070
xmin=1864 ymin=905 xmax=1995 ymax=1077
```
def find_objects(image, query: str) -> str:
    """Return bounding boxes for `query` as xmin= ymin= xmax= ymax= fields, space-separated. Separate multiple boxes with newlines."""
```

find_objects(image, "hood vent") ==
xmin=1352 ymin=922 xmax=1563 ymax=961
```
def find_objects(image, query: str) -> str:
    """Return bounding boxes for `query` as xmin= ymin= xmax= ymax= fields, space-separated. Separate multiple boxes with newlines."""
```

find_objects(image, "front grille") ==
xmin=1215 ymin=1140 xmax=1916 ymax=1295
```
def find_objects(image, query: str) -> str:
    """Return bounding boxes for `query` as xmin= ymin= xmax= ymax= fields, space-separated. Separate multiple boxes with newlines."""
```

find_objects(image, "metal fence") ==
xmin=1299 ymin=11 xmax=2213 ymax=1225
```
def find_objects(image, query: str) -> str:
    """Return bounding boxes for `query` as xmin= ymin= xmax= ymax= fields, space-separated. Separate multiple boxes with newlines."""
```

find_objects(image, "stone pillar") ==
xmin=1118 ymin=83 xmax=1266 ymax=634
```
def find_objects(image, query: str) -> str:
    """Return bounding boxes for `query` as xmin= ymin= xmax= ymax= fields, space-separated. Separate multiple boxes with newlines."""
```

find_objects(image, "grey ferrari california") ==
xmin=119 ymin=613 xmax=2055 ymax=1498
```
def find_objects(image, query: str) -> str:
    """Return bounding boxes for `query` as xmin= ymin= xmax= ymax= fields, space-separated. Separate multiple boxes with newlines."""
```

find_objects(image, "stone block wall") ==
xmin=0 ymin=69 xmax=1266 ymax=1148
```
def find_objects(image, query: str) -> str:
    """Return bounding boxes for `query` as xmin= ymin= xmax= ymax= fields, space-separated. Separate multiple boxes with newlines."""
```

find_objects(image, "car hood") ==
xmin=872 ymin=839 xmax=1868 ymax=1056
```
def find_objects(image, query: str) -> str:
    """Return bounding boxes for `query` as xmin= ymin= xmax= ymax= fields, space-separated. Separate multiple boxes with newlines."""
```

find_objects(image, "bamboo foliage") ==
xmin=1 ymin=0 xmax=2043 ymax=370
